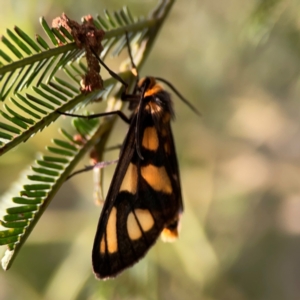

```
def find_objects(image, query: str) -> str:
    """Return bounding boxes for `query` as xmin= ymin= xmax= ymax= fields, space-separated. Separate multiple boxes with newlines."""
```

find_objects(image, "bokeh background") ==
xmin=1 ymin=0 xmax=300 ymax=299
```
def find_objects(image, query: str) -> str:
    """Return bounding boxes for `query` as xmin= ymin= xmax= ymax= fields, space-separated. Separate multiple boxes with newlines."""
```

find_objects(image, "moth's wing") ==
xmin=92 ymin=110 xmax=182 ymax=279
xmin=92 ymin=120 xmax=138 ymax=279
xmin=158 ymin=123 xmax=183 ymax=242
xmin=137 ymin=106 xmax=184 ymax=245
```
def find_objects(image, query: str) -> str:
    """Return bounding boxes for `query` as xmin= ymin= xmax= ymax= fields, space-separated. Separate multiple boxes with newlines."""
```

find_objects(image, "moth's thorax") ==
xmin=135 ymin=77 xmax=174 ymax=122
xmin=138 ymin=77 xmax=163 ymax=97
xmin=146 ymin=102 xmax=171 ymax=125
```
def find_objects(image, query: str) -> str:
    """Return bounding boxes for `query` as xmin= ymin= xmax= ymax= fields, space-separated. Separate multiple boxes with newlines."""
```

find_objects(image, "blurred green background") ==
xmin=1 ymin=0 xmax=300 ymax=299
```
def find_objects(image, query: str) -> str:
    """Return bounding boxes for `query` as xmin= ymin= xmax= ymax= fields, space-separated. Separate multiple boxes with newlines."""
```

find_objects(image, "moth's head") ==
xmin=138 ymin=77 xmax=164 ymax=99
xmin=138 ymin=77 xmax=156 ymax=90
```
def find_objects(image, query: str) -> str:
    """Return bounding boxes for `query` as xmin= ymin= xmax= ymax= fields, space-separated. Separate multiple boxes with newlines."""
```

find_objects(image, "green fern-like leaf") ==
xmin=0 ymin=74 xmax=124 ymax=155
xmin=0 ymin=0 xmax=175 ymax=270
xmin=0 ymin=114 xmax=103 ymax=270
xmin=0 ymin=2 xmax=170 ymax=101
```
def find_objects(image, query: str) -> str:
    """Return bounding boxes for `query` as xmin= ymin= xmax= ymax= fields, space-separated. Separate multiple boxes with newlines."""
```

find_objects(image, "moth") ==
xmin=64 ymin=36 xmax=199 ymax=279
xmin=93 ymin=77 xmax=187 ymax=279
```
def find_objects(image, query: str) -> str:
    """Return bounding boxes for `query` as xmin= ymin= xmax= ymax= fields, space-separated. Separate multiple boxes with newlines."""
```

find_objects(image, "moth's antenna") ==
xmin=125 ymin=31 xmax=139 ymax=81
xmin=155 ymin=77 xmax=201 ymax=116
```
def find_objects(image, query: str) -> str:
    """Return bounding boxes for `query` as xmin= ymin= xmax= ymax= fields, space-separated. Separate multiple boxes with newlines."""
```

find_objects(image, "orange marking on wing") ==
xmin=142 ymin=127 xmax=159 ymax=151
xmin=162 ymin=112 xmax=171 ymax=123
xmin=161 ymin=129 xmax=168 ymax=137
xmin=100 ymin=235 xmax=106 ymax=253
xmin=127 ymin=209 xmax=154 ymax=240
xmin=120 ymin=163 xmax=138 ymax=194
xmin=164 ymin=141 xmax=171 ymax=154
xmin=106 ymin=207 xmax=118 ymax=253
xmin=141 ymin=165 xmax=172 ymax=194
